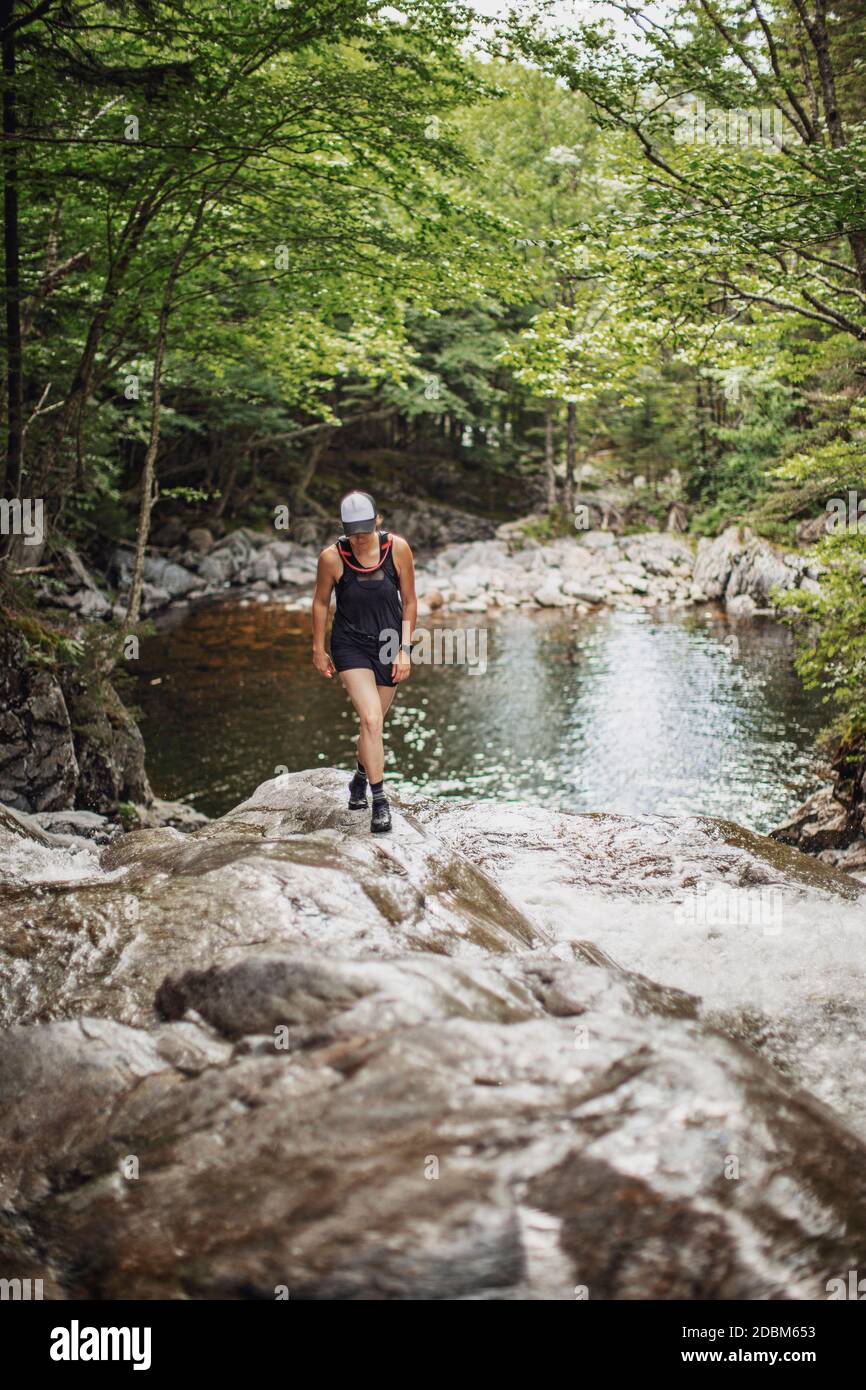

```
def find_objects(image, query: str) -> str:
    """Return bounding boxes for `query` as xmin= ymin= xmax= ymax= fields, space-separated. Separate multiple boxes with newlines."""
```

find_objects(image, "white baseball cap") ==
xmin=340 ymin=490 xmax=377 ymax=535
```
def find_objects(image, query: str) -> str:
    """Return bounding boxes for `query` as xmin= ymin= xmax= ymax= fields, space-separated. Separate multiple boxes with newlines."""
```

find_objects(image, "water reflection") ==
xmin=135 ymin=599 xmax=824 ymax=830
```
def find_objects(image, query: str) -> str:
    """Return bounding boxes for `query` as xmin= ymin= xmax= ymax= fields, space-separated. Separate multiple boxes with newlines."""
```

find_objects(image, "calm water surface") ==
xmin=134 ymin=598 xmax=824 ymax=831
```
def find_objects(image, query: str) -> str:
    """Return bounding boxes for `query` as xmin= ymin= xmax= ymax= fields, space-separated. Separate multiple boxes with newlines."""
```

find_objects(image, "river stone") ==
xmin=186 ymin=526 xmax=214 ymax=553
xmin=0 ymin=646 xmax=79 ymax=812
xmin=562 ymin=579 xmax=606 ymax=603
xmin=771 ymin=785 xmax=851 ymax=854
xmin=112 ymin=552 xmax=199 ymax=600
xmin=197 ymin=551 xmax=236 ymax=584
xmin=726 ymin=539 xmax=798 ymax=607
xmin=579 ymin=530 xmax=617 ymax=550
xmin=0 ymin=769 xmax=543 ymax=1029
xmin=533 ymin=577 xmax=571 ymax=607
xmin=726 ymin=593 xmax=758 ymax=620
xmin=279 ymin=565 xmax=315 ymax=586
xmin=692 ymin=526 xmax=746 ymax=599
xmin=6 ymin=772 xmax=866 ymax=1299
xmin=623 ymin=534 xmax=693 ymax=576
xmin=4 ymin=947 xmax=866 ymax=1298
xmin=249 ymin=551 xmax=280 ymax=586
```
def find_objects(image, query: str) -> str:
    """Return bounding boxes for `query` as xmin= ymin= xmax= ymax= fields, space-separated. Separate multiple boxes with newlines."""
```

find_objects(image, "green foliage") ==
xmin=779 ymin=529 xmax=866 ymax=744
xmin=4 ymin=0 xmax=866 ymax=755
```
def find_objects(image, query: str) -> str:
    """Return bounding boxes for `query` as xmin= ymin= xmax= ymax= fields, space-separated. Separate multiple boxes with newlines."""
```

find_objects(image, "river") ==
xmin=134 ymin=597 xmax=824 ymax=829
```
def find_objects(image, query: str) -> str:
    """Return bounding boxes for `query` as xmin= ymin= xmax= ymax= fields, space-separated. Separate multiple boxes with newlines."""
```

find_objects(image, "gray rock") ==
xmin=796 ymin=513 xmax=829 ymax=544
xmin=249 ymin=552 xmax=280 ymax=586
xmin=132 ymin=797 xmax=210 ymax=832
xmin=146 ymin=558 xmax=199 ymax=599
xmin=0 ymin=769 xmax=542 ymax=1030
xmin=533 ymin=577 xmax=571 ymax=607
xmin=562 ymin=579 xmax=606 ymax=604
xmin=726 ymin=593 xmax=758 ymax=620
xmin=0 ymin=872 xmax=862 ymax=1295
xmin=387 ymin=500 xmax=496 ymax=549
xmin=0 ymin=630 xmax=78 ymax=812
xmin=578 ymin=529 xmax=617 ymax=550
xmin=726 ymin=540 xmax=798 ymax=607
xmin=197 ymin=552 xmax=236 ymax=585
xmin=113 ymin=552 xmax=199 ymax=601
xmin=3 ymin=773 xmax=866 ymax=1298
xmin=187 ymin=527 xmax=215 ymax=554
xmin=693 ymin=526 xmax=746 ymax=599
xmin=279 ymin=565 xmax=315 ymax=586
xmin=73 ymin=587 xmax=113 ymax=619
xmin=32 ymin=808 xmax=114 ymax=844
xmin=139 ymin=582 xmax=172 ymax=613
xmin=771 ymin=785 xmax=852 ymax=854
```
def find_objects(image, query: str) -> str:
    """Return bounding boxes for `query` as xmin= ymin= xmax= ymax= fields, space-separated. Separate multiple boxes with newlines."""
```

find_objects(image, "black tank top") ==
xmin=332 ymin=530 xmax=403 ymax=644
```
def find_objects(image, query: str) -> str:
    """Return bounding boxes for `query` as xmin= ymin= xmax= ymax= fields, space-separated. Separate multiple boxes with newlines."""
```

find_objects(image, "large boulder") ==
xmin=0 ymin=628 xmax=79 ymax=812
xmin=0 ymin=770 xmax=541 ymax=1030
xmin=5 ymin=950 xmax=866 ymax=1300
xmin=386 ymin=500 xmax=496 ymax=550
xmin=4 ymin=772 xmax=866 ymax=1300
xmin=726 ymin=539 xmax=800 ymax=607
xmin=692 ymin=526 xmax=747 ymax=600
xmin=0 ymin=621 xmax=152 ymax=816
xmin=112 ymin=551 xmax=198 ymax=597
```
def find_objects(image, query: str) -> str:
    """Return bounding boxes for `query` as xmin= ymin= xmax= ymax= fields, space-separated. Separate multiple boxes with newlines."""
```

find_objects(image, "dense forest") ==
xmin=1 ymin=0 xmax=865 ymax=750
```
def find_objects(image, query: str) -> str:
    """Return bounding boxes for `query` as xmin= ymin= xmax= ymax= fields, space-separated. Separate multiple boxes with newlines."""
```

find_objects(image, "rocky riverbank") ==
xmin=6 ymin=511 xmax=859 ymax=856
xmin=0 ymin=620 xmax=207 ymax=834
xmin=2 ymin=768 xmax=866 ymax=1300
xmin=771 ymin=744 xmax=866 ymax=878
xmin=415 ymin=521 xmax=822 ymax=618
xmin=30 ymin=514 xmax=824 ymax=624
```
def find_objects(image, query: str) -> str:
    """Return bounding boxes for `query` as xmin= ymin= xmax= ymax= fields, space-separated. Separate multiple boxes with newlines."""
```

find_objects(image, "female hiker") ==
xmin=311 ymin=490 xmax=416 ymax=833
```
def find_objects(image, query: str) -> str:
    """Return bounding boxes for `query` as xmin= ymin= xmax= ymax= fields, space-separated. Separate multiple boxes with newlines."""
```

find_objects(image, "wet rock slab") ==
xmin=4 ymin=949 xmax=866 ymax=1300
xmin=0 ymin=770 xmax=541 ymax=1029
xmin=3 ymin=770 xmax=866 ymax=1300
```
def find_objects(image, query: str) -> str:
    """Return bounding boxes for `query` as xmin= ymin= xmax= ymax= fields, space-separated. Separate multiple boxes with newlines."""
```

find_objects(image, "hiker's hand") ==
xmin=392 ymin=650 xmax=412 ymax=683
xmin=312 ymin=648 xmax=335 ymax=678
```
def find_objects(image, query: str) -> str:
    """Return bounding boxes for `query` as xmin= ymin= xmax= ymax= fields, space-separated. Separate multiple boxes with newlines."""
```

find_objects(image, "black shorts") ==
xmin=330 ymin=637 xmax=395 ymax=687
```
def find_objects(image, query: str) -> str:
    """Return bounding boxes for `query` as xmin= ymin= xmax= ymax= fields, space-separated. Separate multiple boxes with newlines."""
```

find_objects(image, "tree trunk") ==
xmin=1 ymin=0 xmax=23 ymax=525
xmin=564 ymin=400 xmax=576 ymax=517
xmin=125 ymin=191 xmax=212 ymax=623
xmin=125 ymin=307 xmax=169 ymax=625
xmin=292 ymin=427 xmax=332 ymax=517
xmin=544 ymin=403 xmax=557 ymax=511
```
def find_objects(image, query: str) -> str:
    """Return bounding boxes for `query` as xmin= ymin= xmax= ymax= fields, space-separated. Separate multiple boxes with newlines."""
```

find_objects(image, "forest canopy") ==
xmin=2 ymin=0 xmax=865 ymax=739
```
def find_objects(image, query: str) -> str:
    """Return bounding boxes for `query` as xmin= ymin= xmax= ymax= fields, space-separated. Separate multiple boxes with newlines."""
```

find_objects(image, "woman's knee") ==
xmin=360 ymin=706 xmax=383 ymax=736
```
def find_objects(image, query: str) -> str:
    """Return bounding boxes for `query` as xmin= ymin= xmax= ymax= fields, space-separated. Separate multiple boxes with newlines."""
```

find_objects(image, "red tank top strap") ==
xmin=337 ymin=531 xmax=392 ymax=573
